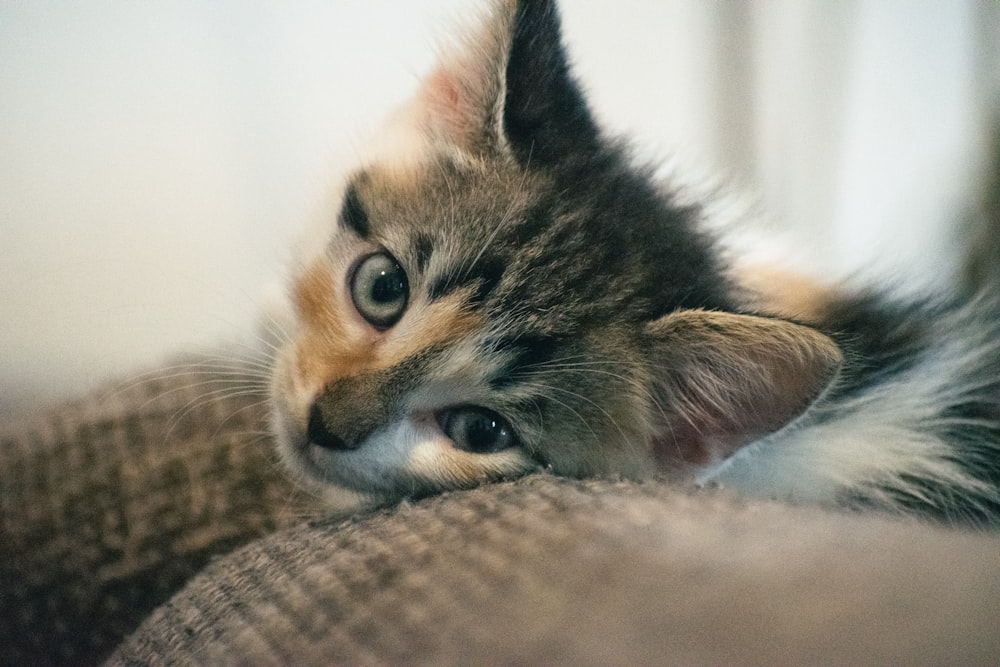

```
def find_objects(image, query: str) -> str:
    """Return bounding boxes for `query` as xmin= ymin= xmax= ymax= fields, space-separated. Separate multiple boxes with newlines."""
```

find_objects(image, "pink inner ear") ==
xmin=643 ymin=311 xmax=842 ymax=474
xmin=416 ymin=66 xmax=478 ymax=150
xmin=425 ymin=68 xmax=461 ymax=113
xmin=651 ymin=417 xmax=766 ymax=470
xmin=649 ymin=368 xmax=830 ymax=472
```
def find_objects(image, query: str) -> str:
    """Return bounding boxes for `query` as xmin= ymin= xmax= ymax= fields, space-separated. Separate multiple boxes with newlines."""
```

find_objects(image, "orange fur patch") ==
xmin=736 ymin=264 xmax=839 ymax=324
xmin=293 ymin=259 xmax=369 ymax=394
xmin=292 ymin=258 xmax=481 ymax=396
xmin=294 ymin=260 xmax=341 ymax=331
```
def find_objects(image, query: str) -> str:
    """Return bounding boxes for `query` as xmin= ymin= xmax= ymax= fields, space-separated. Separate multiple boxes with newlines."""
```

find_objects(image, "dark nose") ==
xmin=307 ymin=403 xmax=358 ymax=450
xmin=305 ymin=358 xmax=425 ymax=452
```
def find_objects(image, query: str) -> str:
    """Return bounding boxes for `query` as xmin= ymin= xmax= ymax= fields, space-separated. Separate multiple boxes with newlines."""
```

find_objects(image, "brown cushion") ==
xmin=3 ymin=361 xmax=999 ymax=665
xmin=0 ymin=360 xmax=320 ymax=665
xmin=111 ymin=475 xmax=1000 ymax=665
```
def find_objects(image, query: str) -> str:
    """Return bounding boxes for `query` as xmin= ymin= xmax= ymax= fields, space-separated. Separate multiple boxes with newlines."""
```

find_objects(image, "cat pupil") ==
xmin=372 ymin=270 xmax=404 ymax=303
xmin=350 ymin=252 xmax=408 ymax=328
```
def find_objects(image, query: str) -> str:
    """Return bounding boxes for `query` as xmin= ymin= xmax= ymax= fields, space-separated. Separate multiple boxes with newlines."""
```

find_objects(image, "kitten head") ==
xmin=270 ymin=0 xmax=842 ymax=507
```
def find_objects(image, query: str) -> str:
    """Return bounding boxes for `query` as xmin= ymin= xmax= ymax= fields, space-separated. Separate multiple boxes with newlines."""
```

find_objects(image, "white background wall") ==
xmin=2 ymin=1 xmax=998 ymax=418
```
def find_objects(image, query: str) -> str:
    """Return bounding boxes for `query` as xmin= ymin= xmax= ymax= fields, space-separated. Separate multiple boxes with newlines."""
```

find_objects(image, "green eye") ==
xmin=350 ymin=252 xmax=409 ymax=328
xmin=438 ymin=406 xmax=518 ymax=454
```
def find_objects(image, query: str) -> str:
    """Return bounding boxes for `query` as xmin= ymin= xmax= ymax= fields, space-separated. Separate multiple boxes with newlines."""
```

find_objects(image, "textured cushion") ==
xmin=3 ymin=362 xmax=999 ymax=665
xmin=0 ymin=361 xmax=321 ymax=665
xmin=108 ymin=475 xmax=1000 ymax=665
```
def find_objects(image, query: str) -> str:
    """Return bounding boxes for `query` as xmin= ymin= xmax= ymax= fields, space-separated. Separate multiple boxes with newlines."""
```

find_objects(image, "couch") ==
xmin=3 ymin=360 xmax=999 ymax=664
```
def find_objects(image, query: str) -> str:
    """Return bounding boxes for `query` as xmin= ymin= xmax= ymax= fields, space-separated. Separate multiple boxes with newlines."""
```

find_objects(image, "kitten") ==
xmin=270 ymin=0 xmax=1000 ymax=526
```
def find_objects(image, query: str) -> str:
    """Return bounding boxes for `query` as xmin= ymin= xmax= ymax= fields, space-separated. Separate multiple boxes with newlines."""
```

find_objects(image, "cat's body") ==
xmin=270 ymin=0 xmax=1000 ymax=526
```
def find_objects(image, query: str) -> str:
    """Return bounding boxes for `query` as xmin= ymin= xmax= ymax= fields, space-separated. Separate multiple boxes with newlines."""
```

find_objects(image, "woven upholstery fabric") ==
xmin=3 ymin=363 xmax=1000 ymax=665
xmin=110 ymin=476 xmax=1000 ymax=665
xmin=0 ymin=362 xmax=320 ymax=665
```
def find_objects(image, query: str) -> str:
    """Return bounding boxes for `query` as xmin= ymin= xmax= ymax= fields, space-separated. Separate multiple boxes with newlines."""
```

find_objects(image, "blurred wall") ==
xmin=2 ymin=1 xmax=998 ymax=417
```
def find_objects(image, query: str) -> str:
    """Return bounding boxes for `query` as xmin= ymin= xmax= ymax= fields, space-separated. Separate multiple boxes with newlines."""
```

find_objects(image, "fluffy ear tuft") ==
xmin=412 ymin=0 xmax=599 ymax=164
xmin=645 ymin=310 xmax=843 ymax=469
xmin=413 ymin=8 xmax=513 ymax=156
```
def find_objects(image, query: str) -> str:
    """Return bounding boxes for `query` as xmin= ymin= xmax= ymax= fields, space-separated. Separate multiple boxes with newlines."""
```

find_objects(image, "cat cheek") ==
xmin=398 ymin=413 xmax=530 ymax=487
xmin=287 ymin=257 xmax=382 ymax=391
xmin=293 ymin=250 xmax=375 ymax=334
xmin=404 ymin=441 xmax=535 ymax=489
xmin=293 ymin=260 xmax=337 ymax=328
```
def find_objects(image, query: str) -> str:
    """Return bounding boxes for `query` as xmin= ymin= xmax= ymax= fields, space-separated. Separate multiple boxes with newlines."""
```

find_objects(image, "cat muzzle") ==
xmin=307 ymin=402 xmax=363 ymax=451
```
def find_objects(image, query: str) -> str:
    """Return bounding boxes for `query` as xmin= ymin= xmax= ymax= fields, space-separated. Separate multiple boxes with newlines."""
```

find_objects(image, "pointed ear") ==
xmin=414 ymin=0 xmax=599 ymax=164
xmin=645 ymin=310 xmax=843 ymax=469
